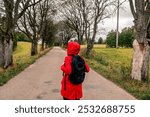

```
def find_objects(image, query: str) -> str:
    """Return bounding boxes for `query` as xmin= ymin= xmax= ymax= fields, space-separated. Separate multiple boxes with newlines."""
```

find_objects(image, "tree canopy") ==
xmin=106 ymin=27 xmax=134 ymax=48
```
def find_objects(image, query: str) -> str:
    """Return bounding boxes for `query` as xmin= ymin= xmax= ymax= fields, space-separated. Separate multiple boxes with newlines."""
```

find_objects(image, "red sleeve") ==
xmin=81 ymin=56 xmax=90 ymax=72
xmin=61 ymin=56 xmax=72 ymax=75
xmin=85 ymin=62 xmax=90 ymax=72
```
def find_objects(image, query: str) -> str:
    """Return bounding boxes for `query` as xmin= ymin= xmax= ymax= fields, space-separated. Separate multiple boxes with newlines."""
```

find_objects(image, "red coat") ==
xmin=61 ymin=42 xmax=90 ymax=100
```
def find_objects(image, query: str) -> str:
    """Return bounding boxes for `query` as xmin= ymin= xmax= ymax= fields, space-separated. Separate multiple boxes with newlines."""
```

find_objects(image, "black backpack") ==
xmin=69 ymin=55 xmax=86 ymax=85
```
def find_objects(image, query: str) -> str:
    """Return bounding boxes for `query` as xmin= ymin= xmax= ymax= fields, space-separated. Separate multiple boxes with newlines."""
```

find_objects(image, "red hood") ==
xmin=67 ymin=42 xmax=80 ymax=55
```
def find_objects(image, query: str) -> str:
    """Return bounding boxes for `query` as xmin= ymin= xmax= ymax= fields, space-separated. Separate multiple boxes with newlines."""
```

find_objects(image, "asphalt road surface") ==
xmin=0 ymin=47 xmax=136 ymax=100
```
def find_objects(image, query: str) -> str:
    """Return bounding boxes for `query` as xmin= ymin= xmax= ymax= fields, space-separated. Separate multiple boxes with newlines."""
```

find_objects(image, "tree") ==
xmin=57 ymin=0 xmax=118 ymax=55
xmin=56 ymin=21 xmax=74 ymax=47
xmin=98 ymin=37 xmax=103 ymax=44
xmin=0 ymin=0 xmax=41 ymax=68
xmin=106 ymin=30 xmax=116 ymax=47
xmin=18 ymin=0 xmax=42 ymax=56
xmin=119 ymin=27 xmax=134 ymax=47
xmin=44 ymin=19 xmax=57 ymax=48
xmin=106 ymin=27 xmax=134 ymax=48
xmin=38 ymin=0 xmax=56 ymax=50
xmin=128 ymin=0 xmax=150 ymax=81
xmin=58 ymin=0 xmax=85 ymax=44
xmin=82 ymin=0 xmax=117 ymax=56
xmin=18 ymin=0 xmax=56 ymax=55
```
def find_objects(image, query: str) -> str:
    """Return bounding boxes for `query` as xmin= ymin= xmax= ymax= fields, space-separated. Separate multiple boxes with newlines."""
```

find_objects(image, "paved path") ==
xmin=0 ymin=47 xmax=136 ymax=100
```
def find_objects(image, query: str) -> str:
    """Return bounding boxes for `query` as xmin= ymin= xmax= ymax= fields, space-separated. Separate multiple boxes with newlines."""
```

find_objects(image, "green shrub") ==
xmin=15 ymin=32 xmax=31 ymax=42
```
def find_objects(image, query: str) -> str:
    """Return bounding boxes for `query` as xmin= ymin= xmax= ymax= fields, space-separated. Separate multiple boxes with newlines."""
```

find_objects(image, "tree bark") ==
xmin=31 ymin=37 xmax=38 ymax=56
xmin=41 ymin=37 xmax=45 ymax=51
xmin=0 ymin=0 xmax=42 ymax=68
xmin=141 ymin=43 xmax=149 ymax=81
xmin=131 ymin=39 xmax=149 ymax=81
xmin=0 ymin=36 xmax=4 ymax=67
xmin=4 ymin=38 xmax=13 ymax=68
xmin=129 ymin=0 xmax=150 ymax=81
xmin=77 ymin=32 xmax=83 ymax=44
xmin=0 ymin=34 xmax=13 ymax=68
xmin=86 ymin=21 xmax=97 ymax=56
xmin=86 ymin=39 xmax=94 ymax=57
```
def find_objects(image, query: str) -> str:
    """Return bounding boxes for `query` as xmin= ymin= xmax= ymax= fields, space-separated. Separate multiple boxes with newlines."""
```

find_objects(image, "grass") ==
xmin=0 ymin=42 xmax=51 ymax=86
xmin=81 ymin=44 xmax=150 ymax=100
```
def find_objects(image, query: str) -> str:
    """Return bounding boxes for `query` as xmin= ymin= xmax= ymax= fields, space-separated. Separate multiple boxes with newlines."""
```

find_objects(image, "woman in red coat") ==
xmin=61 ymin=41 xmax=90 ymax=100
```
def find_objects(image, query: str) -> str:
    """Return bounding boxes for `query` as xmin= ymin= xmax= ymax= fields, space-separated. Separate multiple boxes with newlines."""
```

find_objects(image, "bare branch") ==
xmin=17 ymin=0 xmax=42 ymax=21
xmin=128 ymin=0 xmax=137 ymax=19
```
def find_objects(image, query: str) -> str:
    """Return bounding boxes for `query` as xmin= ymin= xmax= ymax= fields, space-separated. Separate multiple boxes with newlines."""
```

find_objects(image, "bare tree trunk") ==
xmin=130 ymin=6 xmax=149 ymax=81
xmin=129 ymin=0 xmax=150 ymax=81
xmin=0 ymin=36 xmax=4 ymax=67
xmin=85 ymin=24 xmax=91 ymax=56
xmin=4 ymin=38 xmax=13 ymax=68
xmin=45 ymin=43 xmax=48 ymax=49
xmin=131 ymin=39 xmax=149 ymax=81
xmin=40 ymin=17 xmax=46 ymax=51
xmin=86 ymin=41 xmax=92 ymax=56
xmin=86 ymin=21 xmax=97 ymax=56
xmin=77 ymin=32 xmax=82 ymax=44
xmin=41 ymin=37 xmax=45 ymax=51
xmin=31 ymin=37 xmax=38 ymax=56
xmin=0 ymin=35 xmax=13 ymax=68
xmin=141 ymin=44 xmax=149 ymax=81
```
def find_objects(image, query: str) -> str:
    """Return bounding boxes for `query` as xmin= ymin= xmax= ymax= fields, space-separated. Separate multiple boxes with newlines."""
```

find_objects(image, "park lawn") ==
xmin=81 ymin=44 xmax=150 ymax=99
xmin=0 ymin=42 xmax=51 ymax=86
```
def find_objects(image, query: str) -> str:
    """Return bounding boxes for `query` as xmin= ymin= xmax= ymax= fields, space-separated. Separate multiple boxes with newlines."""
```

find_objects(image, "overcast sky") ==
xmin=99 ymin=1 xmax=134 ymax=39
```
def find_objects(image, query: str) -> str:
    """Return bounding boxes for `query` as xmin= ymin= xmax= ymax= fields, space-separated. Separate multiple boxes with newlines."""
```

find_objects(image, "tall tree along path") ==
xmin=0 ymin=47 xmax=135 ymax=99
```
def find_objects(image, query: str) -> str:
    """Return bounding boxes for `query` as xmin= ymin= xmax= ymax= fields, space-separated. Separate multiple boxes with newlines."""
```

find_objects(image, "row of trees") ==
xmin=0 ymin=0 xmax=57 ymax=68
xmin=56 ymin=0 xmax=119 ymax=55
xmin=56 ymin=0 xmax=150 ymax=81
xmin=106 ymin=27 xmax=134 ymax=48
xmin=17 ymin=0 xmax=56 ymax=54
xmin=0 ymin=0 xmax=150 ymax=82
